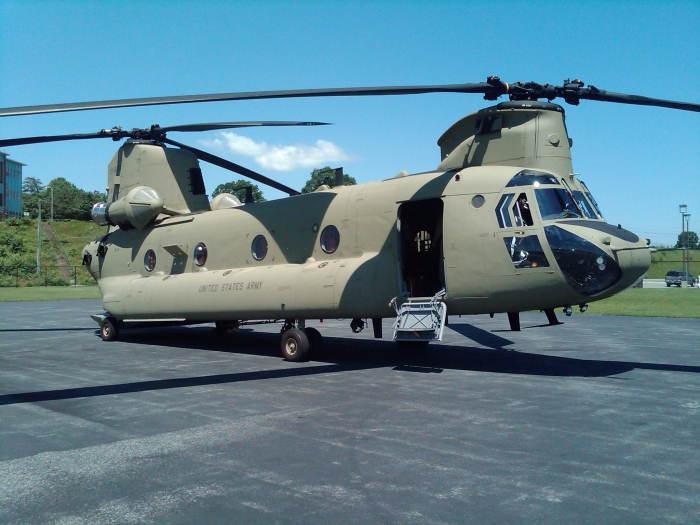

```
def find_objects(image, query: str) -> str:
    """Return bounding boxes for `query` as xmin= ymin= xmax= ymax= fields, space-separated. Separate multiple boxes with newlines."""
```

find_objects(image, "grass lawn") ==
xmin=0 ymin=286 xmax=102 ymax=302
xmin=581 ymin=288 xmax=700 ymax=318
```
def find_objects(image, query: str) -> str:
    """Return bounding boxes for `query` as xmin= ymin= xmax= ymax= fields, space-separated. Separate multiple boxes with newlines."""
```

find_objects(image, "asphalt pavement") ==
xmin=1 ymin=299 xmax=699 ymax=524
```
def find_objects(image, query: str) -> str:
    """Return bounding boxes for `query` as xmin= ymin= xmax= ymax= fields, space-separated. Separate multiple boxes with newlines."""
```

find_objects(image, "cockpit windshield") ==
xmin=535 ymin=188 xmax=583 ymax=220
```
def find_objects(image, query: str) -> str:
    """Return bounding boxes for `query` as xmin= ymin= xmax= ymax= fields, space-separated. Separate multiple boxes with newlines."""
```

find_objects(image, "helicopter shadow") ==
xmin=2 ymin=323 xmax=699 ymax=407
xmin=111 ymin=323 xmax=700 ymax=380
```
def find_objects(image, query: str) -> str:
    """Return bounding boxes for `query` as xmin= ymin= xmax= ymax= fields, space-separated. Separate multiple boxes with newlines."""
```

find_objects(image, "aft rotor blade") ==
xmin=0 ymin=130 xmax=119 ymax=147
xmin=160 ymin=121 xmax=330 ymax=133
xmin=0 ymin=83 xmax=496 ymax=117
xmin=161 ymin=137 xmax=301 ymax=196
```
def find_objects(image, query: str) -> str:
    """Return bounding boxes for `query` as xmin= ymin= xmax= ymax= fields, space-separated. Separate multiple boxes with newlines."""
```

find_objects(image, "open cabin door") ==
xmin=398 ymin=198 xmax=445 ymax=298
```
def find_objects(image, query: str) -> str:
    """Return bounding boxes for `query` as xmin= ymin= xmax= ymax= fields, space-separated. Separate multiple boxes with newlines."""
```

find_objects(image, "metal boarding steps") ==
xmin=390 ymin=290 xmax=447 ymax=342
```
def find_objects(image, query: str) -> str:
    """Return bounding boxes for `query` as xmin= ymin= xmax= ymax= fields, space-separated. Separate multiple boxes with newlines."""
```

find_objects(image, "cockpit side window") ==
xmin=535 ymin=188 xmax=583 ymax=220
xmin=512 ymin=193 xmax=534 ymax=226
xmin=572 ymin=190 xmax=598 ymax=219
xmin=495 ymin=194 xmax=514 ymax=228
xmin=579 ymin=180 xmax=604 ymax=219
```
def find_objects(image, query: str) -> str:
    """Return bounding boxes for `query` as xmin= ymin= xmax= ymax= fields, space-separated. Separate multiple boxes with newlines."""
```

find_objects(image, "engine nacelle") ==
xmin=92 ymin=186 xmax=164 ymax=230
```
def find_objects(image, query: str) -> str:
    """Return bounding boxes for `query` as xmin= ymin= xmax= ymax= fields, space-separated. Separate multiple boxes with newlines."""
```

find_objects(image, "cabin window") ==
xmin=320 ymin=225 xmax=340 ymax=254
xmin=413 ymin=231 xmax=431 ymax=253
xmin=251 ymin=235 xmax=268 ymax=260
xmin=471 ymin=195 xmax=485 ymax=208
xmin=503 ymin=235 xmax=549 ymax=268
xmin=506 ymin=170 xmax=559 ymax=187
xmin=495 ymin=194 xmax=514 ymax=228
xmin=193 ymin=243 xmax=208 ymax=266
xmin=144 ymin=249 xmax=156 ymax=272
xmin=512 ymin=193 xmax=534 ymax=226
xmin=535 ymin=188 xmax=583 ymax=220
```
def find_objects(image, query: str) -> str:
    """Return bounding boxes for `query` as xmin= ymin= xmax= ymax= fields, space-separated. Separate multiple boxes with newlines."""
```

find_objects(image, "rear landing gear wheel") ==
xmin=100 ymin=317 xmax=119 ymax=341
xmin=304 ymin=327 xmax=324 ymax=357
xmin=281 ymin=328 xmax=310 ymax=362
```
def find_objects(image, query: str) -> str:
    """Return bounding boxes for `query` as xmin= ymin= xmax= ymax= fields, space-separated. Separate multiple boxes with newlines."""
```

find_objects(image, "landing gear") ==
xmin=304 ymin=327 xmax=324 ymax=357
xmin=507 ymin=312 xmax=521 ymax=331
xmin=280 ymin=321 xmax=324 ymax=361
xmin=280 ymin=328 xmax=310 ymax=362
xmin=100 ymin=317 xmax=119 ymax=341
xmin=215 ymin=320 xmax=239 ymax=333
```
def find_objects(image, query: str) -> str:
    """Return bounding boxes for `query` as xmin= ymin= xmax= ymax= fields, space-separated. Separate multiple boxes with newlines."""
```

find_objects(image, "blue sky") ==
xmin=1 ymin=0 xmax=698 ymax=245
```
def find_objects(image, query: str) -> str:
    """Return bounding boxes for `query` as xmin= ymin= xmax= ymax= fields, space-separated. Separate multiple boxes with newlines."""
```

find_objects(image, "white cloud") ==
xmin=200 ymin=132 xmax=350 ymax=171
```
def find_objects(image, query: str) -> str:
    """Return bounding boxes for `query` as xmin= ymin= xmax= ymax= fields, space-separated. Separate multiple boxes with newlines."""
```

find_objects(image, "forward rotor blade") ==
xmin=161 ymin=137 xmax=300 ymax=196
xmin=0 ymin=130 xmax=117 ymax=148
xmin=159 ymin=121 xmax=330 ymax=133
xmin=577 ymin=88 xmax=700 ymax=112
xmin=0 ymin=83 xmax=495 ymax=117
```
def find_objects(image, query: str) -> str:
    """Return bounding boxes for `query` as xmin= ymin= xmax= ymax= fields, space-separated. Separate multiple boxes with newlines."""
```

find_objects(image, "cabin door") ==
xmin=398 ymin=198 xmax=445 ymax=298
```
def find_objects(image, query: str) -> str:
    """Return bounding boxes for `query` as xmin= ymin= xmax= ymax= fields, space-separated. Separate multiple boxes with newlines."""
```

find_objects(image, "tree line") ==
xmin=22 ymin=177 xmax=106 ymax=220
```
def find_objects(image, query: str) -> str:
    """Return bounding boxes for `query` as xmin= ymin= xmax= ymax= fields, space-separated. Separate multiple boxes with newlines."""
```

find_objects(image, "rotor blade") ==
xmin=161 ymin=137 xmax=300 ymax=196
xmin=159 ymin=121 xmax=331 ymax=133
xmin=0 ymin=83 xmax=496 ymax=117
xmin=577 ymin=88 xmax=700 ymax=112
xmin=0 ymin=130 xmax=118 ymax=148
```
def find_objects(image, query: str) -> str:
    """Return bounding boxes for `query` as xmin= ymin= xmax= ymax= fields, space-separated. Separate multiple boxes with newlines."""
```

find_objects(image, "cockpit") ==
xmin=495 ymin=169 xmax=623 ymax=296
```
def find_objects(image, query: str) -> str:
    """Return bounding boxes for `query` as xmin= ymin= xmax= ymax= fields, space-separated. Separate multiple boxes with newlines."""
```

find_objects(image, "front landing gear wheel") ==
xmin=304 ymin=327 xmax=324 ymax=357
xmin=281 ymin=328 xmax=310 ymax=362
xmin=100 ymin=317 xmax=119 ymax=341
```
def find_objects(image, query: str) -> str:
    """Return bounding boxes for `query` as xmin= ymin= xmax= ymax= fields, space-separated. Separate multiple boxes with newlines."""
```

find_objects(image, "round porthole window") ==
xmin=320 ymin=225 xmax=340 ymax=254
xmin=193 ymin=243 xmax=207 ymax=266
xmin=471 ymin=195 xmax=485 ymax=208
xmin=251 ymin=234 xmax=268 ymax=261
xmin=144 ymin=249 xmax=156 ymax=272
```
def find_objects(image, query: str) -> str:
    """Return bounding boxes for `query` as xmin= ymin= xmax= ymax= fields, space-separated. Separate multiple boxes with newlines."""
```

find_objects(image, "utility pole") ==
xmin=679 ymin=205 xmax=687 ymax=286
xmin=36 ymin=198 xmax=42 ymax=275
xmin=685 ymin=213 xmax=691 ymax=280
xmin=46 ymin=185 xmax=53 ymax=223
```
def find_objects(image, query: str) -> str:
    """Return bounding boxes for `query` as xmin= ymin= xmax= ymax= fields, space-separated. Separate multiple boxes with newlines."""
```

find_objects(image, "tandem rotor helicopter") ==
xmin=2 ymin=77 xmax=699 ymax=361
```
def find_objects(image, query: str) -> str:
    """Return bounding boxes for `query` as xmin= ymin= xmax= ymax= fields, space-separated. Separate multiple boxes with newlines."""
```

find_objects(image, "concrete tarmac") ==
xmin=1 ymin=299 xmax=699 ymax=524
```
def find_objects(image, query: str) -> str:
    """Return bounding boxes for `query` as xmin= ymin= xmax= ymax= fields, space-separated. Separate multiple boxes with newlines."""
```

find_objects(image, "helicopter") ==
xmin=2 ymin=77 xmax=699 ymax=361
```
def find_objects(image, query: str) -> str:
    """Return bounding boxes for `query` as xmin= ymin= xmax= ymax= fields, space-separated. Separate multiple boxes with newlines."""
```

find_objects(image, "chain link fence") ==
xmin=0 ymin=265 xmax=97 ymax=287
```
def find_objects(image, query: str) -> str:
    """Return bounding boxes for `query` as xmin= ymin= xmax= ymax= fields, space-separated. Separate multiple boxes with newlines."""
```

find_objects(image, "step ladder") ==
xmin=390 ymin=290 xmax=447 ymax=342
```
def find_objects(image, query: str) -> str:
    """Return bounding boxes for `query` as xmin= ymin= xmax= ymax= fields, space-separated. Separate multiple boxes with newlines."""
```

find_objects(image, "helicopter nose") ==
xmin=544 ymin=223 xmax=651 ymax=297
xmin=605 ymin=235 xmax=651 ymax=291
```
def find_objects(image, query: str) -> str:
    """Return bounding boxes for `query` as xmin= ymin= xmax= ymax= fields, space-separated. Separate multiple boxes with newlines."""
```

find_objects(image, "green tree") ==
xmin=212 ymin=179 xmax=266 ymax=202
xmin=301 ymin=167 xmax=356 ymax=194
xmin=22 ymin=176 xmax=44 ymax=194
xmin=676 ymin=230 xmax=699 ymax=250
xmin=23 ymin=178 xmax=106 ymax=220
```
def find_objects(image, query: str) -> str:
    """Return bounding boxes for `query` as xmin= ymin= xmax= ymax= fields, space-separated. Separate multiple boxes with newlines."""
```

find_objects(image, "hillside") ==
xmin=0 ymin=218 xmax=103 ymax=286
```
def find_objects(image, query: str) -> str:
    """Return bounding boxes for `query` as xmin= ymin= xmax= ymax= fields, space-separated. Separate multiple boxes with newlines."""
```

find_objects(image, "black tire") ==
xmin=666 ymin=283 xmax=671 ymax=287
xmin=100 ymin=317 xmax=119 ymax=341
xmin=304 ymin=327 xmax=324 ymax=357
xmin=281 ymin=328 xmax=310 ymax=362
xmin=395 ymin=340 xmax=430 ymax=350
xmin=215 ymin=320 xmax=238 ymax=334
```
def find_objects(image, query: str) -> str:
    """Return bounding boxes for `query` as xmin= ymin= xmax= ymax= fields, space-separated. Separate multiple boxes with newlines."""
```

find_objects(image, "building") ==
xmin=0 ymin=151 xmax=25 ymax=220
